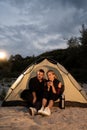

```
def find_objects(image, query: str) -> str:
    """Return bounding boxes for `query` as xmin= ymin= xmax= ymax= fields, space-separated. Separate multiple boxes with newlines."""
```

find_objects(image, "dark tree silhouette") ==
xmin=67 ymin=37 xmax=80 ymax=48
xmin=79 ymin=24 xmax=87 ymax=46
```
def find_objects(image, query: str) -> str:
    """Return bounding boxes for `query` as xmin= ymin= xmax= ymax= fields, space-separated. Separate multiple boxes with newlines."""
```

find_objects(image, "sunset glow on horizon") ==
xmin=0 ymin=51 xmax=8 ymax=61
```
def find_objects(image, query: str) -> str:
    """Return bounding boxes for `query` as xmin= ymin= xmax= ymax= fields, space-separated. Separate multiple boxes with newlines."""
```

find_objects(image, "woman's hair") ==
xmin=46 ymin=70 xmax=58 ymax=79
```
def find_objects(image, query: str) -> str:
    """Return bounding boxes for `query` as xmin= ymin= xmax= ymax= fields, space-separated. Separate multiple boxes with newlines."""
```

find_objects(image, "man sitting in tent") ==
xmin=20 ymin=69 xmax=45 ymax=116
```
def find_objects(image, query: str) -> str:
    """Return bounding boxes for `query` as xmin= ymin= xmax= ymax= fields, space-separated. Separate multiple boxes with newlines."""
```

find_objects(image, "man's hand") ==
xmin=32 ymin=92 xmax=37 ymax=104
xmin=33 ymin=97 xmax=37 ymax=104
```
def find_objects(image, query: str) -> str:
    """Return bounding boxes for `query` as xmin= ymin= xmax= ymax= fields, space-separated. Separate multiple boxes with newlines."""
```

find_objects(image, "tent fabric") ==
xmin=2 ymin=58 xmax=87 ymax=106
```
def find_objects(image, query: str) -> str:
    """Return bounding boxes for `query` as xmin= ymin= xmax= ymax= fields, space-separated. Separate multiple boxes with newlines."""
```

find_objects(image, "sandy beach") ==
xmin=0 ymin=105 xmax=87 ymax=130
xmin=0 ymin=84 xmax=87 ymax=130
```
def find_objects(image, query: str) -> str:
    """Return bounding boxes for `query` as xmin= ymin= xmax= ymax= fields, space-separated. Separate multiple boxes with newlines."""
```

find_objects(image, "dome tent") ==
xmin=2 ymin=58 xmax=87 ymax=107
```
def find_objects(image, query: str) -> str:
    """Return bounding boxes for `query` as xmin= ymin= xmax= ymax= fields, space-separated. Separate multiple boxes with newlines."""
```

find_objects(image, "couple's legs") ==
xmin=20 ymin=89 xmax=33 ymax=106
xmin=20 ymin=89 xmax=41 ymax=110
xmin=38 ymin=98 xmax=54 ymax=116
xmin=42 ymin=91 xmax=54 ymax=109
xmin=42 ymin=98 xmax=54 ymax=109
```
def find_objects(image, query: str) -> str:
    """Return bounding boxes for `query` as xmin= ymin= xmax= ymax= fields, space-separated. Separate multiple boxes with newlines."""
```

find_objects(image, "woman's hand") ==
xmin=48 ymin=81 xmax=56 ymax=93
xmin=47 ymin=81 xmax=51 ymax=91
xmin=58 ymin=82 xmax=62 ymax=88
xmin=49 ymin=81 xmax=53 ymax=87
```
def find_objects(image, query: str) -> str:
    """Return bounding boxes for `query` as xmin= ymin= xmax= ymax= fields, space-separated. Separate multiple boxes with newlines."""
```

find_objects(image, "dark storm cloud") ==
xmin=8 ymin=0 xmax=87 ymax=10
xmin=64 ymin=0 xmax=87 ymax=9
xmin=0 ymin=0 xmax=87 ymax=57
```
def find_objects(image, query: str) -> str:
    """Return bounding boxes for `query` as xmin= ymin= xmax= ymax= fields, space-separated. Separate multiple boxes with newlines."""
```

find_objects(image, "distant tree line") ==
xmin=67 ymin=24 xmax=87 ymax=48
xmin=0 ymin=24 xmax=87 ymax=83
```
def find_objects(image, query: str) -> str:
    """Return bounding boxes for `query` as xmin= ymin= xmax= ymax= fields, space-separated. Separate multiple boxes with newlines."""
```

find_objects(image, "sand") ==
xmin=0 ymin=105 xmax=87 ymax=130
xmin=0 ymin=83 xmax=87 ymax=130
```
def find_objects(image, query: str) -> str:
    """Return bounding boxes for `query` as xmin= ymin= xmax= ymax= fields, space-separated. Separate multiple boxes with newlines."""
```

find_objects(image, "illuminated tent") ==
xmin=2 ymin=58 xmax=87 ymax=107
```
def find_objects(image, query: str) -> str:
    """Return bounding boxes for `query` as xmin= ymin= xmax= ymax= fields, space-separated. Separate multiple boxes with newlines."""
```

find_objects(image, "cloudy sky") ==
xmin=0 ymin=0 xmax=87 ymax=58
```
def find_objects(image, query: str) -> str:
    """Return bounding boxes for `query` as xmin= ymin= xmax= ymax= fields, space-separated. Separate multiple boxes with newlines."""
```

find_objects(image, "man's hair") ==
xmin=38 ymin=69 xmax=44 ymax=73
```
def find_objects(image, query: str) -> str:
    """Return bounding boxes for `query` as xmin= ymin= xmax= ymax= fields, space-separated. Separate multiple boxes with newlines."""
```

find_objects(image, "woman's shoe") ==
xmin=38 ymin=106 xmax=44 ymax=114
xmin=41 ymin=107 xmax=51 ymax=116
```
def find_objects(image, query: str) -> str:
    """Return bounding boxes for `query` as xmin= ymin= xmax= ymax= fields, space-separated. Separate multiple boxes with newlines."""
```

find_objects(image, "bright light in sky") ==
xmin=0 ymin=51 xmax=8 ymax=61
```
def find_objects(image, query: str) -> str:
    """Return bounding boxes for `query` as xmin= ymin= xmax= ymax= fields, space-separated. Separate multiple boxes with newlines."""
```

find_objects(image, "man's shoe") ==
xmin=41 ymin=107 xmax=51 ymax=116
xmin=29 ymin=107 xmax=37 ymax=116
xmin=38 ymin=106 xmax=44 ymax=114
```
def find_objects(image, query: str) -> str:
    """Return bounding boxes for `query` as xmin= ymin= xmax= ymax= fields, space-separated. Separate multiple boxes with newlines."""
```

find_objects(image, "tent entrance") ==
xmin=26 ymin=65 xmax=64 ymax=88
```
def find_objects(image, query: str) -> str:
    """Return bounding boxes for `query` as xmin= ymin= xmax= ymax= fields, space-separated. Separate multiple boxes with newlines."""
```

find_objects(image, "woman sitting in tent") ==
xmin=38 ymin=70 xmax=64 ymax=116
